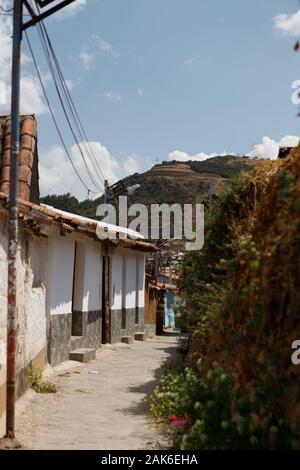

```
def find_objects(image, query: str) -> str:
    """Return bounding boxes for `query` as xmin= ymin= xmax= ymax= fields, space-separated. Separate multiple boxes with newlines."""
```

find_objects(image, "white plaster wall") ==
xmin=125 ymin=252 xmax=136 ymax=309
xmin=73 ymin=241 xmax=102 ymax=312
xmin=25 ymin=238 xmax=47 ymax=361
xmin=111 ymin=249 xmax=123 ymax=310
xmin=0 ymin=219 xmax=47 ymax=438
xmin=82 ymin=242 xmax=102 ymax=312
xmin=16 ymin=235 xmax=47 ymax=371
xmin=137 ymin=253 xmax=146 ymax=308
xmin=47 ymin=237 xmax=75 ymax=315
xmin=110 ymin=249 xmax=146 ymax=310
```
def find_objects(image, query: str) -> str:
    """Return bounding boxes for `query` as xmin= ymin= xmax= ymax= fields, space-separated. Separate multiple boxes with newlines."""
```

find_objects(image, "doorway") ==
xmin=102 ymin=255 xmax=111 ymax=344
xmin=71 ymin=241 xmax=82 ymax=337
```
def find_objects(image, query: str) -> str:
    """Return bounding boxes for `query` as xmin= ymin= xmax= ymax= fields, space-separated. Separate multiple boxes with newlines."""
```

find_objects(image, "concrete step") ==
xmin=69 ymin=348 xmax=96 ymax=363
xmin=134 ymin=332 xmax=146 ymax=342
xmin=71 ymin=336 xmax=84 ymax=350
xmin=121 ymin=336 xmax=133 ymax=345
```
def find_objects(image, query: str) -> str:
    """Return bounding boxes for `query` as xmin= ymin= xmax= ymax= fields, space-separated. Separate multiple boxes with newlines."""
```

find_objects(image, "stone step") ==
xmin=71 ymin=335 xmax=84 ymax=350
xmin=134 ymin=332 xmax=146 ymax=342
xmin=121 ymin=336 xmax=133 ymax=345
xmin=69 ymin=348 xmax=96 ymax=363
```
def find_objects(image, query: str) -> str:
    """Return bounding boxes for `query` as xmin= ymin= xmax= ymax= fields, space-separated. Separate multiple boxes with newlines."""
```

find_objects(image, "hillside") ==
xmin=41 ymin=155 xmax=258 ymax=220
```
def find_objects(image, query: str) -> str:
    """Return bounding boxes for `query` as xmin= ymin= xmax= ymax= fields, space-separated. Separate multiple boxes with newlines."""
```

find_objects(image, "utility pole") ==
xmin=3 ymin=0 xmax=78 ymax=444
xmin=6 ymin=0 xmax=23 ymax=441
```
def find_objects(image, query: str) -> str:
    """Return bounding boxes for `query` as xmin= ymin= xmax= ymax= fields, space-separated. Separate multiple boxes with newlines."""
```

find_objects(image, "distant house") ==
xmin=0 ymin=115 xmax=155 ymax=436
xmin=144 ymin=275 xmax=165 ymax=337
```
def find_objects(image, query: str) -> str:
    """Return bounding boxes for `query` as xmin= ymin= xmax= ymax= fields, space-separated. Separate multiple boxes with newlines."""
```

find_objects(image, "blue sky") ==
xmin=1 ymin=0 xmax=300 ymax=199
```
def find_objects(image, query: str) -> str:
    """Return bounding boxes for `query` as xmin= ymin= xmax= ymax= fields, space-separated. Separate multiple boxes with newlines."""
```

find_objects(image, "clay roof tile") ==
xmin=0 ymin=114 xmax=39 ymax=203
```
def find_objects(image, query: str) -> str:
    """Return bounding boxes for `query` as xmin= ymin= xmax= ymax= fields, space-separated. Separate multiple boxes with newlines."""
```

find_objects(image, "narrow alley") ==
xmin=15 ymin=335 xmax=178 ymax=450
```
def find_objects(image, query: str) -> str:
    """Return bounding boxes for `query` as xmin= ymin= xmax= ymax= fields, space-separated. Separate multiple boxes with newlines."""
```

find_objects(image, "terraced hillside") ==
xmin=41 ymin=155 xmax=259 ymax=219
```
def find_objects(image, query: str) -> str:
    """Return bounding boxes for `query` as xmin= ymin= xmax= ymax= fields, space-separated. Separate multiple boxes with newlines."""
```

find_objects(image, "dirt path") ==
xmin=16 ymin=335 xmax=178 ymax=450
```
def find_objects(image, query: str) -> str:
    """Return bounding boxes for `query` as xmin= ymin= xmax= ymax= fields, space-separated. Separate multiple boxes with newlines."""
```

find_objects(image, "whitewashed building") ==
xmin=0 ymin=115 xmax=155 ymax=436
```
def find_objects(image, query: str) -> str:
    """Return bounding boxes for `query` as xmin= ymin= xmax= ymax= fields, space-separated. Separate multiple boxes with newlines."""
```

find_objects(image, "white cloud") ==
xmin=95 ymin=37 xmax=118 ymax=57
xmin=184 ymin=57 xmax=195 ymax=65
xmin=168 ymin=150 xmax=235 ymax=162
xmin=137 ymin=88 xmax=144 ymax=97
xmin=19 ymin=76 xmax=47 ymax=114
xmin=78 ymin=50 xmax=95 ymax=70
xmin=279 ymin=135 xmax=300 ymax=147
xmin=248 ymin=135 xmax=300 ymax=159
xmin=123 ymin=155 xmax=140 ymax=175
xmin=47 ymin=0 xmax=87 ymax=19
xmin=40 ymin=141 xmax=147 ymax=200
xmin=65 ymin=79 xmax=75 ymax=91
xmin=71 ymin=141 xmax=120 ymax=186
xmin=0 ymin=10 xmax=11 ymax=82
xmin=247 ymin=136 xmax=279 ymax=160
xmin=39 ymin=145 xmax=69 ymax=196
xmin=104 ymin=91 xmax=122 ymax=101
xmin=76 ymin=35 xmax=118 ymax=70
xmin=39 ymin=141 xmax=143 ymax=200
xmin=274 ymin=10 xmax=300 ymax=36
xmin=62 ymin=0 xmax=87 ymax=16
xmin=169 ymin=136 xmax=300 ymax=163
xmin=0 ymin=10 xmax=47 ymax=115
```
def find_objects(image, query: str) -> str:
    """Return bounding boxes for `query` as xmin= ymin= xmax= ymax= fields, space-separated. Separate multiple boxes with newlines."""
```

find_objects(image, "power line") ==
xmin=28 ymin=0 xmax=106 ymax=192
xmin=34 ymin=23 xmax=104 ymax=193
xmin=0 ymin=1 xmax=13 ymax=13
xmin=42 ymin=27 xmax=106 ymax=184
xmin=25 ymin=30 xmax=99 ymax=195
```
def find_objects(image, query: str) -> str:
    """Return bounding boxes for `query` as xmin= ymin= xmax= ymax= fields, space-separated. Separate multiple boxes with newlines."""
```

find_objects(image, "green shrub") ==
xmin=151 ymin=360 xmax=295 ymax=450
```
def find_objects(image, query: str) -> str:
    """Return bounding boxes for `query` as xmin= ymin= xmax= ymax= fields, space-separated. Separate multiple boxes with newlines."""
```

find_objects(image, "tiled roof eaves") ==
xmin=0 ymin=192 xmax=156 ymax=253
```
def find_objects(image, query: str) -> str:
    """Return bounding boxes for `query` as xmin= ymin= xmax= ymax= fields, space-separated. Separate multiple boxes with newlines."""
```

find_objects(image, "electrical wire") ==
xmin=29 ymin=0 xmax=106 ymax=192
xmin=25 ymin=30 xmax=99 ymax=195
xmin=35 ymin=24 xmax=103 ymax=193
xmin=0 ymin=1 xmax=13 ymax=13
xmin=42 ymin=27 xmax=106 ymax=185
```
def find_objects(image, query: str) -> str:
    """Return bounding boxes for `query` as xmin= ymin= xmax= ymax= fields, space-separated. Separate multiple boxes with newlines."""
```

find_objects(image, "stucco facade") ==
xmin=0 ymin=221 xmax=150 ymax=437
xmin=0 ymin=114 xmax=155 ymax=438
xmin=110 ymin=248 xmax=145 ymax=343
xmin=0 ymin=214 xmax=47 ymax=437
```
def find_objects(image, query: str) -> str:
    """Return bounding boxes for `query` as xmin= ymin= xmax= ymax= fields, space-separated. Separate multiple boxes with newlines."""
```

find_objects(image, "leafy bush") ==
xmin=152 ymin=153 xmax=300 ymax=449
xmin=151 ymin=360 xmax=295 ymax=450
xmin=178 ymin=171 xmax=253 ymax=334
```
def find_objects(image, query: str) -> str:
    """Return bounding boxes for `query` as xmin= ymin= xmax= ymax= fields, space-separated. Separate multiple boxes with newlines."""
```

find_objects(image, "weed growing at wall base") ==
xmin=28 ymin=364 xmax=57 ymax=394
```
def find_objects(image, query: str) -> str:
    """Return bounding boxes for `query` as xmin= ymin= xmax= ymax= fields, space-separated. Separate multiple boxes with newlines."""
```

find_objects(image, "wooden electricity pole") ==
xmin=4 ymin=0 xmax=77 ymax=442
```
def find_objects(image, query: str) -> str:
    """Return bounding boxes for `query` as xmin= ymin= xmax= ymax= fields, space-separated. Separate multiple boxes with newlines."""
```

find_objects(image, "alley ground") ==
xmin=15 ymin=334 xmax=178 ymax=450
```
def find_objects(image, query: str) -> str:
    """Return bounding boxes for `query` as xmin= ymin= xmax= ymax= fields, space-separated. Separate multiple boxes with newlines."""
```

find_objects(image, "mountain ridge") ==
xmin=41 ymin=155 xmax=260 ymax=218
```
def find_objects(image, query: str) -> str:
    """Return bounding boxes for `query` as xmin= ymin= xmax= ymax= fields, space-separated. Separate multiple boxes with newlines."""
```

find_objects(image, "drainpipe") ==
xmin=6 ymin=0 xmax=23 ymax=439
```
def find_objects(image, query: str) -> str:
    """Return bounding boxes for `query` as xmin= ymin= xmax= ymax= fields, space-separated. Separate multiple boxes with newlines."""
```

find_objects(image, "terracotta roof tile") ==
xmin=0 ymin=191 xmax=156 ymax=253
xmin=0 ymin=114 xmax=39 ymax=203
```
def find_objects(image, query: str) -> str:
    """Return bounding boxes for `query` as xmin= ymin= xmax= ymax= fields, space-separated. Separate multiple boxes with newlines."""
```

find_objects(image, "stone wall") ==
xmin=49 ymin=310 xmax=102 ymax=366
xmin=110 ymin=307 xmax=145 ymax=344
xmin=48 ymin=313 xmax=72 ymax=366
